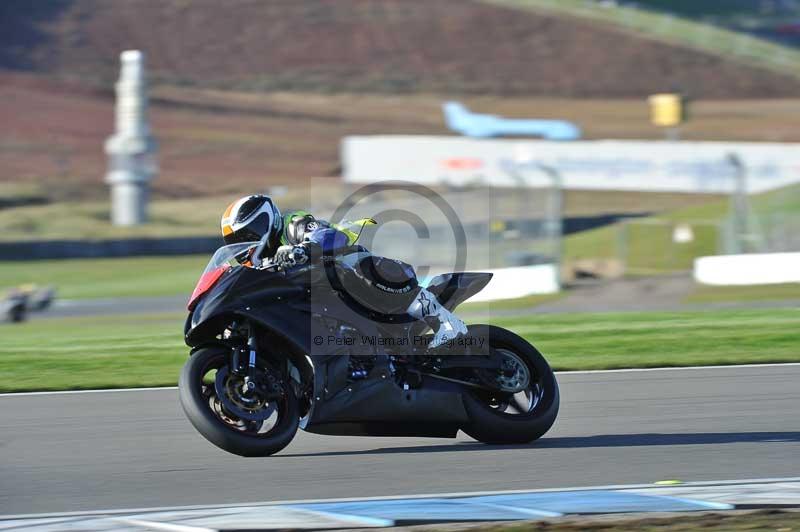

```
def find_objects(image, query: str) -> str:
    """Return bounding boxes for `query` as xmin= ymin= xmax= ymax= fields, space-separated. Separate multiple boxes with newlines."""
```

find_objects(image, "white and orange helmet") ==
xmin=220 ymin=195 xmax=283 ymax=251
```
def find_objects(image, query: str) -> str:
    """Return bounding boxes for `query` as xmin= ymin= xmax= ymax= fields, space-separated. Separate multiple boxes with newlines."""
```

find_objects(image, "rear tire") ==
xmin=461 ymin=325 xmax=559 ymax=444
xmin=179 ymin=346 xmax=299 ymax=457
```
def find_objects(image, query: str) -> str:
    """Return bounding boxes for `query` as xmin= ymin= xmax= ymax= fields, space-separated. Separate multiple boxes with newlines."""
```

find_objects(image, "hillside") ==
xmin=486 ymin=0 xmax=800 ymax=78
xmin=620 ymin=0 xmax=800 ymax=49
xmin=2 ymin=0 xmax=800 ymax=98
xmin=2 ymin=72 xmax=800 ymax=200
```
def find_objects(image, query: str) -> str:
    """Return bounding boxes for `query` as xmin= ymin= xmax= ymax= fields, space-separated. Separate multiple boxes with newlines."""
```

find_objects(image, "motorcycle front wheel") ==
xmin=461 ymin=324 xmax=560 ymax=444
xmin=179 ymin=346 xmax=299 ymax=457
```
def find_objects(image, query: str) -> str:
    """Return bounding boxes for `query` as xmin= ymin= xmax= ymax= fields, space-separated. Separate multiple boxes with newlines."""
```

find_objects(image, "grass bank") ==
xmin=686 ymin=283 xmax=800 ymax=304
xmin=485 ymin=0 xmax=800 ymax=79
xmin=564 ymin=183 xmax=800 ymax=274
xmin=0 ymin=255 xmax=207 ymax=299
xmin=498 ymin=308 xmax=800 ymax=371
xmin=0 ymin=313 xmax=187 ymax=392
xmin=1 ymin=307 xmax=797 ymax=392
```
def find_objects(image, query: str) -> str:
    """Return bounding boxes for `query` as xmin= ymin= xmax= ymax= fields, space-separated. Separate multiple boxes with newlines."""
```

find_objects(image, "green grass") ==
xmin=460 ymin=292 xmax=564 ymax=313
xmin=499 ymin=307 xmax=800 ymax=371
xmin=686 ymin=283 xmax=800 ymax=304
xmin=0 ymin=198 xmax=214 ymax=241
xmin=0 ymin=187 xmax=317 ymax=242
xmin=0 ymin=313 xmax=186 ymax=392
xmin=0 ymin=188 xmax=714 ymax=243
xmin=565 ymin=183 xmax=800 ymax=274
xmin=0 ymin=188 xmax=735 ymax=297
xmin=1 ymin=307 xmax=797 ymax=392
xmin=0 ymin=255 xmax=562 ymax=302
xmin=628 ymin=1 xmax=779 ymax=18
xmin=0 ymin=255 xmax=207 ymax=299
xmin=564 ymin=219 xmax=722 ymax=274
xmin=1 ymin=185 xmax=796 ymax=298
xmin=484 ymin=0 xmax=800 ymax=79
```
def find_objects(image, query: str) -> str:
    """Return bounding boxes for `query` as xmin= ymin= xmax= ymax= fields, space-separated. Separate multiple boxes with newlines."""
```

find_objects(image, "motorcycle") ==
xmin=1 ymin=290 xmax=27 ymax=323
xmin=179 ymin=240 xmax=559 ymax=456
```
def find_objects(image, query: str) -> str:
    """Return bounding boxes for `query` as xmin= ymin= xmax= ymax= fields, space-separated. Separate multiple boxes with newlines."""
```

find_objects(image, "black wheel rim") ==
xmin=197 ymin=352 xmax=289 ymax=437
xmin=473 ymin=348 xmax=547 ymax=417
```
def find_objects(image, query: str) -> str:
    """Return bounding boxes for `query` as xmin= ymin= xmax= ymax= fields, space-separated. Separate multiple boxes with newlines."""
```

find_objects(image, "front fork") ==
xmin=227 ymin=321 xmax=259 ymax=394
xmin=229 ymin=322 xmax=287 ymax=399
xmin=243 ymin=330 xmax=259 ymax=392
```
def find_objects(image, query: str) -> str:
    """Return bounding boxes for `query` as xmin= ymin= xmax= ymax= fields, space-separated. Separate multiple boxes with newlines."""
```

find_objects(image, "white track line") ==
xmin=2 ymin=362 xmax=799 ymax=397
xmin=2 ymin=477 xmax=798 ymax=520
xmin=0 ymin=386 xmax=179 ymax=397
xmin=559 ymin=362 xmax=800 ymax=375
xmin=112 ymin=518 xmax=214 ymax=532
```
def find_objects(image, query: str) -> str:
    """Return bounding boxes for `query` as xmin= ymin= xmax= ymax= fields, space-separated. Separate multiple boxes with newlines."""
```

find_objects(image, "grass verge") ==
xmin=484 ymin=0 xmax=800 ymax=79
xmin=0 ymin=313 xmax=186 ymax=392
xmin=0 ymin=255 xmax=207 ymax=299
xmin=0 ymin=189 xmax=721 ymax=243
xmin=459 ymin=292 xmax=564 ymax=314
xmin=564 ymin=183 xmax=800 ymax=274
xmin=1 ymin=307 xmax=797 ymax=392
xmin=686 ymin=283 xmax=800 ymax=304
xmin=501 ymin=308 xmax=800 ymax=371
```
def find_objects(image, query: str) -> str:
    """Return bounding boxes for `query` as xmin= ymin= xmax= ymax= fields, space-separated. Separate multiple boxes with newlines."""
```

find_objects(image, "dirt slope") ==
xmin=3 ymin=71 xmax=800 ymax=199
xmin=2 ymin=0 xmax=800 ymax=98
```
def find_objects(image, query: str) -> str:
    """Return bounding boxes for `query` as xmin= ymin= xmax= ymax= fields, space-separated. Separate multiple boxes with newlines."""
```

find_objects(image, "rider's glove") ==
xmin=274 ymin=245 xmax=308 ymax=269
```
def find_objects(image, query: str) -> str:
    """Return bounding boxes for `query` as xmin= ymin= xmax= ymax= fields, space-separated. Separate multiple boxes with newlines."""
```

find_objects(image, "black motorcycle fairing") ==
xmin=183 ymin=312 xmax=193 ymax=338
xmin=186 ymin=262 xmax=396 ymax=401
xmin=188 ymin=263 xmax=415 ymax=355
xmin=301 ymin=365 xmax=468 ymax=437
xmin=186 ymin=266 xmax=307 ymax=347
xmin=426 ymin=272 xmax=493 ymax=310
xmin=185 ymin=266 xmax=319 ymax=394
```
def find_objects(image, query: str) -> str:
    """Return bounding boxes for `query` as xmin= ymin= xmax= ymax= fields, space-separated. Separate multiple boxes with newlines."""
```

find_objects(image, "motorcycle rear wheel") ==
xmin=179 ymin=346 xmax=299 ymax=457
xmin=461 ymin=325 xmax=559 ymax=444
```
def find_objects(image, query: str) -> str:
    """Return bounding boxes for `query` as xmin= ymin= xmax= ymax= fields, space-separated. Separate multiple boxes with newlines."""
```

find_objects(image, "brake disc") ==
xmin=493 ymin=350 xmax=531 ymax=393
xmin=215 ymin=367 xmax=277 ymax=421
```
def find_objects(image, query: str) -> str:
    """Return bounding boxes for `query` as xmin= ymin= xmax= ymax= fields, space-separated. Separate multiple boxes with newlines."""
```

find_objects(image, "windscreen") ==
xmin=201 ymin=242 xmax=259 ymax=275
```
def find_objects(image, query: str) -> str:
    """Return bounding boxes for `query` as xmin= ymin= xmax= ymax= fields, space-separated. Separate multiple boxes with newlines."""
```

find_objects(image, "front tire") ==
xmin=179 ymin=346 xmax=299 ymax=457
xmin=461 ymin=325 xmax=559 ymax=444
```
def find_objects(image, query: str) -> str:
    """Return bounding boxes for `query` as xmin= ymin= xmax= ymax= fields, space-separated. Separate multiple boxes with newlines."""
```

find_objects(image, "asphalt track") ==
xmin=1 ymin=364 xmax=799 ymax=516
xmin=39 ymin=290 xmax=800 ymax=320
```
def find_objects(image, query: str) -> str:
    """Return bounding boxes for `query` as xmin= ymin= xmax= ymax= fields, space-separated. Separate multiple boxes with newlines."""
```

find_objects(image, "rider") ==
xmin=220 ymin=194 xmax=467 ymax=348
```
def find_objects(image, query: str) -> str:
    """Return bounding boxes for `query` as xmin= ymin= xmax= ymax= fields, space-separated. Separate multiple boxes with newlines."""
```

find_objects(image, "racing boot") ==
xmin=407 ymin=287 xmax=468 ymax=348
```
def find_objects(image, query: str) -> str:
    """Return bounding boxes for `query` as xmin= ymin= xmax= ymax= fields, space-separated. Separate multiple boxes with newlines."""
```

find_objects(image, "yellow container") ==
xmin=648 ymin=93 xmax=684 ymax=127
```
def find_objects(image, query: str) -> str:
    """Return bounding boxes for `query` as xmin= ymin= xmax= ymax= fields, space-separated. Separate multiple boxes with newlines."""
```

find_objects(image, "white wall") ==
xmin=342 ymin=136 xmax=800 ymax=194
xmin=694 ymin=253 xmax=800 ymax=285
xmin=462 ymin=264 xmax=560 ymax=302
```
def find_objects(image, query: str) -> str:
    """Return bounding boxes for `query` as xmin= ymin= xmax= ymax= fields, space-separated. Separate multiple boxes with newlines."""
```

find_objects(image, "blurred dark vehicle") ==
xmin=23 ymin=284 xmax=56 ymax=311
xmin=1 ymin=285 xmax=57 ymax=323
xmin=2 ymin=289 xmax=28 ymax=323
